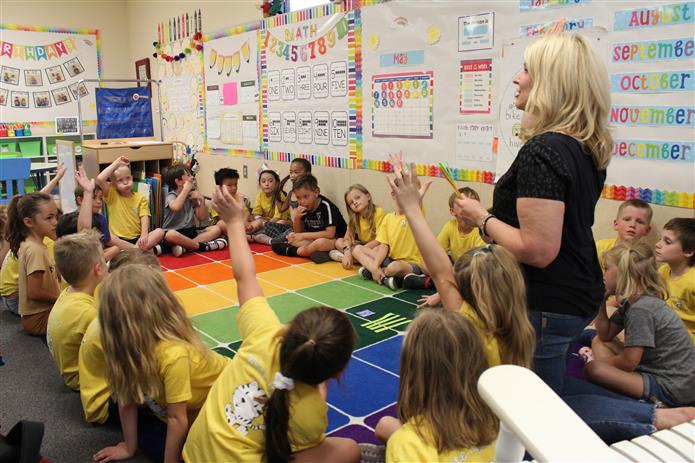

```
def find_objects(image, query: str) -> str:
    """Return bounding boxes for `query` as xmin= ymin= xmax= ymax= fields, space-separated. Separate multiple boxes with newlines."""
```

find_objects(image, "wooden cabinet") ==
xmin=82 ymin=139 xmax=173 ymax=179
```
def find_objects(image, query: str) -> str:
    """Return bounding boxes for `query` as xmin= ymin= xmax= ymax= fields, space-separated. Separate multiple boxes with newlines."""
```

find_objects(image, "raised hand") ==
xmin=212 ymin=185 xmax=246 ymax=224
xmin=75 ymin=165 xmax=95 ymax=193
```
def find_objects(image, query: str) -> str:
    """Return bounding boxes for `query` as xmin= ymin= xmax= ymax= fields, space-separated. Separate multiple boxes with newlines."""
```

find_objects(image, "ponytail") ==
xmin=606 ymin=240 xmax=667 ymax=304
xmin=6 ymin=192 xmax=52 ymax=256
xmin=264 ymin=306 xmax=355 ymax=462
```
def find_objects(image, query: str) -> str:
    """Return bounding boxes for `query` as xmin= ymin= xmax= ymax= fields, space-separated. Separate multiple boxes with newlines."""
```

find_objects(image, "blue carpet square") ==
xmin=353 ymin=336 xmax=403 ymax=375
xmin=327 ymin=357 xmax=399 ymax=417
xmin=327 ymin=404 xmax=351 ymax=432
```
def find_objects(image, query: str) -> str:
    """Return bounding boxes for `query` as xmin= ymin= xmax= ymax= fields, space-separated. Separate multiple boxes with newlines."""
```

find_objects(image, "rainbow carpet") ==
xmin=160 ymin=243 xmax=434 ymax=443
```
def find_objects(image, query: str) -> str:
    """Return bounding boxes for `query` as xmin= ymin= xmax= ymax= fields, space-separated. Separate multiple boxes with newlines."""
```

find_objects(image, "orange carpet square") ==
xmin=164 ymin=271 xmax=196 ymax=291
xmin=176 ymin=262 xmax=234 ymax=285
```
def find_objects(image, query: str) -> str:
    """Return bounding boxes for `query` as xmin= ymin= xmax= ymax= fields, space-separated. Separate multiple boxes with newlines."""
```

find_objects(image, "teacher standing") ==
xmin=459 ymin=33 xmax=612 ymax=394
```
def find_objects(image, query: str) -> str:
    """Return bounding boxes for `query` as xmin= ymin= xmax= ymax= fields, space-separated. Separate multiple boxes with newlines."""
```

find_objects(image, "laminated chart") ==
xmin=371 ymin=71 xmax=433 ymax=139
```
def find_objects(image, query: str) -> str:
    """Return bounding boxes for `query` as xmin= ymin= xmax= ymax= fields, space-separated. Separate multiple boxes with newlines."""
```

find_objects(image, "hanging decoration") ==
xmin=260 ymin=0 xmax=285 ymax=18
xmin=156 ymin=9 xmax=202 ymax=46
xmin=207 ymin=41 xmax=251 ymax=76
xmin=0 ymin=37 xmax=78 ymax=60
xmin=263 ymin=14 xmax=349 ymax=62
xmin=153 ymin=32 xmax=203 ymax=62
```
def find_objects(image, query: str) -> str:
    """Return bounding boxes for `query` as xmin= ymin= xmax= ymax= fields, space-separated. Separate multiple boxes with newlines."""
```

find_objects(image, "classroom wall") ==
xmin=1 ymin=1 xmax=131 ymax=80
xmin=5 ymin=1 xmax=691 ymax=239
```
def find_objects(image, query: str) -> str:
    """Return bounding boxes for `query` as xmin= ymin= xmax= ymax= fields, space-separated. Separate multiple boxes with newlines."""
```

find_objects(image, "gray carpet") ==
xmin=0 ymin=309 xmax=150 ymax=463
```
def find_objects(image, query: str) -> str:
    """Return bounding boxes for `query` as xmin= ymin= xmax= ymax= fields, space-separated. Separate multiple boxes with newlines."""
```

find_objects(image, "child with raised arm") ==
xmin=271 ymin=174 xmax=347 ymax=261
xmin=182 ymin=185 xmax=360 ymax=463
xmin=96 ymin=156 xmax=163 ymax=251
xmin=47 ymin=230 xmax=106 ymax=390
xmin=656 ymin=218 xmax=695 ymax=343
xmin=583 ymin=241 xmax=695 ymax=407
xmin=386 ymin=155 xmax=535 ymax=368
xmin=209 ymin=167 xmax=252 ymax=238
xmin=159 ymin=164 xmax=227 ymax=257
xmin=327 ymin=184 xmax=385 ymax=269
xmin=419 ymin=187 xmax=485 ymax=308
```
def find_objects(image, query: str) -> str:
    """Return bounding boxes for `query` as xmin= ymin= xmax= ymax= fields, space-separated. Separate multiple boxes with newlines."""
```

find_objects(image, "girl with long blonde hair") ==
xmin=326 ymin=184 xmax=385 ymax=269
xmin=94 ymin=264 xmax=229 ymax=463
xmin=377 ymin=309 xmax=499 ymax=461
xmin=583 ymin=241 xmax=695 ymax=407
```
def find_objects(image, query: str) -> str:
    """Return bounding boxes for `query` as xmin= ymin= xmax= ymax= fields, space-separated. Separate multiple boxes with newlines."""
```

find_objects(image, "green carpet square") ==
xmin=213 ymin=346 xmax=236 ymax=359
xmin=347 ymin=297 xmax=419 ymax=332
xmin=192 ymin=306 xmax=240 ymax=344
xmin=297 ymin=281 xmax=381 ymax=309
xmin=341 ymin=275 xmax=401 ymax=295
xmin=267 ymin=292 xmax=317 ymax=323
xmin=346 ymin=312 xmax=400 ymax=349
xmin=392 ymin=289 xmax=436 ymax=305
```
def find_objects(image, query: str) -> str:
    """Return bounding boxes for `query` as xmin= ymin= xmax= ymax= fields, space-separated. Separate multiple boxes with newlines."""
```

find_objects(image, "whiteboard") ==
xmin=0 ymin=26 xmax=100 ymax=125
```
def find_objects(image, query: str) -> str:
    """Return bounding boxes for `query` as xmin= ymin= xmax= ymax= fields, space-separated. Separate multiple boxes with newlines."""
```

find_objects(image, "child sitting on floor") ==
xmin=210 ymin=167 xmax=252 ymax=238
xmin=595 ymin=199 xmax=652 ymax=266
xmin=271 ymin=174 xmax=347 ymax=262
xmin=160 ymin=164 xmax=227 ymax=257
xmin=656 ymin=218 xmax=695 ymax=343
xmin=585 ymin=240 xmax=695 ymax=408
xmin=47 ymin=230 xmax=105 ymax=390
xmin=96 ymin=156 xmax=162 ymax=251
xmin=419 ymin=187 xmax=485 ymax=308
xmin=278 ymin=157 xmax=312 ymax=216
xmin=246 ymin=169 xmax=291 ymax=245
xmin=376 ymin=309 xmax=498 ymax=462
xmin=327 ymin=184 xmax=385 ymax=269
xmin=182 ymin=183 xmax=359 ymax=463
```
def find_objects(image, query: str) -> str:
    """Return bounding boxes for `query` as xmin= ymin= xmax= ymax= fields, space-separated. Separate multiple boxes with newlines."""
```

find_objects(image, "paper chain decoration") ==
xmin=153 ymin=32 xmax=203 ymax=62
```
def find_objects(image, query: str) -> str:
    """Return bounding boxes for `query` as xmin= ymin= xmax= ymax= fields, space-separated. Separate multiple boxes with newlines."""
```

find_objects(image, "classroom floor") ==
xmin=160 ymin=243 xmax=434 ymax=444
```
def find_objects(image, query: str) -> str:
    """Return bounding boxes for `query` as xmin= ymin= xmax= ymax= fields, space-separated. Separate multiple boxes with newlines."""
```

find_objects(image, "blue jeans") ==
xmin=563 ymin=378 xmax=656 ymax=443
xmin=529 ymin=311 xmax=594 ymax=394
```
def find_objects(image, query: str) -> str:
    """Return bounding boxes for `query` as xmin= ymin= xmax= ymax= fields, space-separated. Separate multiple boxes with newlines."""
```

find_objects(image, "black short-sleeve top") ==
xmin=492 ymin=132 xmax=606 ymax=318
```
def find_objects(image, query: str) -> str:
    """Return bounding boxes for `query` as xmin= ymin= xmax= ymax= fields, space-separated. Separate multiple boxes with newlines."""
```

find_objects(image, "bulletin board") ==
xmin=199 ymin=0 xmax=694 ymax=208
xmin=0 ymin=24 xmax=100 ymax=127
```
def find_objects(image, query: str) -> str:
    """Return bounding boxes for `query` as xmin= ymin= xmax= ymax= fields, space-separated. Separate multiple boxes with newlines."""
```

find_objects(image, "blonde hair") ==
xmin=398 ymin=309 xmax=499 ymax=453
xmin=108 ymin=248 xmax=159 ymax=272
xmin=521 ymin=33 xmax=613 ymax=170
xmin=54 ymin=229 xmax=104 ymax=286
xmin=448 ymin=187 xmax=480 ymax=209
xmin=99 ymin=264 xmax=209 ymax=405
xmin=617 ymin=199 xmax=653 ymax=222
xmin=604 ymin=240 xmax=667 ymax=305
xmin=344 ymin=184 xmax=377 ymax=244
xmin=454 ymin=245 xmax=535 ymax=368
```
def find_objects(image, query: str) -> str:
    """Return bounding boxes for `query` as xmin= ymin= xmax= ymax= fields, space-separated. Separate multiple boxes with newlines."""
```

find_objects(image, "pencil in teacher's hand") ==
xmin=439 ymin=162 xmax=461 ymax=197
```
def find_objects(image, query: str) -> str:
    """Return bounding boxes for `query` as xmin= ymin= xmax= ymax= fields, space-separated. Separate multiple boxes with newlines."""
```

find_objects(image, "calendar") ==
xmin=371 ymin=71 xmax=434 ymax=139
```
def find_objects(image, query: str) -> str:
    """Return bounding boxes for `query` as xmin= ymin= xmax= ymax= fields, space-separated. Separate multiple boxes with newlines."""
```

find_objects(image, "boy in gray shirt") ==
xmin=158 ymin=164 xmax=227 ymax=257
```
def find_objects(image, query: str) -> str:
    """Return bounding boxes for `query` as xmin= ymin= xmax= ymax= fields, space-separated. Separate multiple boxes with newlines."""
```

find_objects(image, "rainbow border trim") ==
xmin=602 ymin=184 xmax=694 ymax=209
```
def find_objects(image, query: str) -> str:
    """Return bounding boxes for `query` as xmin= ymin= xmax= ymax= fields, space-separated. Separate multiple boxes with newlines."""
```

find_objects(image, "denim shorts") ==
xmin=641 ymin=372 xmax=676 ymax=407
xmin=0 ymin=295 xmax=19 ymax=315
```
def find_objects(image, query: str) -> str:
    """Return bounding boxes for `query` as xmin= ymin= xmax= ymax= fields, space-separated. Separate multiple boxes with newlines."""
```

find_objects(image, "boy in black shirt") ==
xmin=271 ymin=174 xmax=346 ymax=262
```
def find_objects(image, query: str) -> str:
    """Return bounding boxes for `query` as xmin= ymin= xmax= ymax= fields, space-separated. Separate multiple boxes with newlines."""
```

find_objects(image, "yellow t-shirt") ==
xmin=18 ymin=238 xmax=61 ymax=316
xmin=210 ymin=195 xmax=251 ymax=224
xmin=461 ymin=302 xmax=501 ymax=367
xmin=1 ymin=237 xmax=54 ymax=297
xmin=183 ymin=296 xmax=327 ymax=462
xmin=437 ymin=219 xmax=485 ymax=263
xmin=386 ymin=418 xmax=495 ymax=463
xmin=105 ymin=188 xmax=150 ymax=240
xmin=47 ymin=289 xmax=97 ymax=390
xmin=659 ymin=264 xmax=695 ymax=344
xmin=375 ymin=212 xmax=423 ymax=266
xmin=356 ymin=206 xmax=386 ymax=243
xmin=595 ymin=237 xmax=618 ymax=267
xmin=252 ymin=191 xmax=290 ymax=221
xmin=145 ymin=340 xmax=229 ymax=424
xmin=79 ymin=318 xmax=110 ymax=424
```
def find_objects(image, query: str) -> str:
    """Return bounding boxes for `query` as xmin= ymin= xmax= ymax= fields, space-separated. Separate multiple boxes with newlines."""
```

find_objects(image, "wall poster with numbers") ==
xmin=260 ymin=9 xmax=356 ymax=164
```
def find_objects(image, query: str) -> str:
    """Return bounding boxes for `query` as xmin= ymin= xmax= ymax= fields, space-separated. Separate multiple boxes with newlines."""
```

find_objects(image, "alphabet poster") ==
xmin=0 ymin=25 xmax=100 ymax=126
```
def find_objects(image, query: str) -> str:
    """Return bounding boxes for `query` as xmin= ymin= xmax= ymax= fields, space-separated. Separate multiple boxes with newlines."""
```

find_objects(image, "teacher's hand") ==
xmin=454 ymin=195 xmax=488 ymax=229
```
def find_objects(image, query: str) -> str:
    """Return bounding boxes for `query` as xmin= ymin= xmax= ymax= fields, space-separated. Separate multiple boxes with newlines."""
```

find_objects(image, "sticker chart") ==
xmin=161 ymin=244 xmax=435 ymax=442
xmin=371 ymin=71 xmax=433 ymax=139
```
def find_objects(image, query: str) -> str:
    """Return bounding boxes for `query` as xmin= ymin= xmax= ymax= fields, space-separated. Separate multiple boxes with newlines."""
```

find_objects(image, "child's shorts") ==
xmin=118 ymin=236 xmax=140 ymax=245
xmin=379 ymin=257 xmax=423 ymax=274
xmin=641 ymin=372 xmax=676 ymax=407
xmin=260 ymin=221 xmax=292 ymax=240
xmin=168 ymin=227 xmax=205 ymax=240
xmin=0 ymin=295 xmax=19 ymax=315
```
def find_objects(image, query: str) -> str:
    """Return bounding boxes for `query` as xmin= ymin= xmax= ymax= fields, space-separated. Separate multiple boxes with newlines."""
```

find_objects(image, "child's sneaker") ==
xmin=403 ymin=273 xmax=432 ymax=290
xmin=329 ymin=249 xmax=344 ymax=262
xmin=172 ymin=245 xmax=185 ymax=257
xmin=358 ymin=266 xmax=373 ymax=281
xmin=153 ymin=244 xmax=163 ymax=256
xmin=207 ymin=238 xmax=227 ymax=251
xmin=383 ymin=276 xmax=401 ymax=290
xmin=310 ymin=251 xmax=331 ymax=264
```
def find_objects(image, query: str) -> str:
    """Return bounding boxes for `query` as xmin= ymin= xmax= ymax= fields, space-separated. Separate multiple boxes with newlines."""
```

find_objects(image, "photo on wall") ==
xmin=68 ymin=81 xmax=89 ymax=99
xmin=64 ymin=57 xmax=85 ymax=77
xmin=24 ymin=69 xmax=43 ymax=86
xmin=51 ymin=87 xmax=71 ymax=105
xmin=1 ymin=66 xmax=20 ymax=85
xmin=0 ymin=88 xmax=8 ymax=106
xmin=55 ymin=116 xmax=79 ymax=135
xmin=33 ymin=91 xmax=51 ymax=108
xmin=46 ymin=65 xmax=66 ymax=84
xmin=11 ymin=91 xmax=29 ymax=108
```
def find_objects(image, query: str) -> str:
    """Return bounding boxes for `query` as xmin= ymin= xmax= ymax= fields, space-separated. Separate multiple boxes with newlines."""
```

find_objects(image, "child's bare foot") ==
xmin=654 ymin=407 xmax=695 ymax=430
